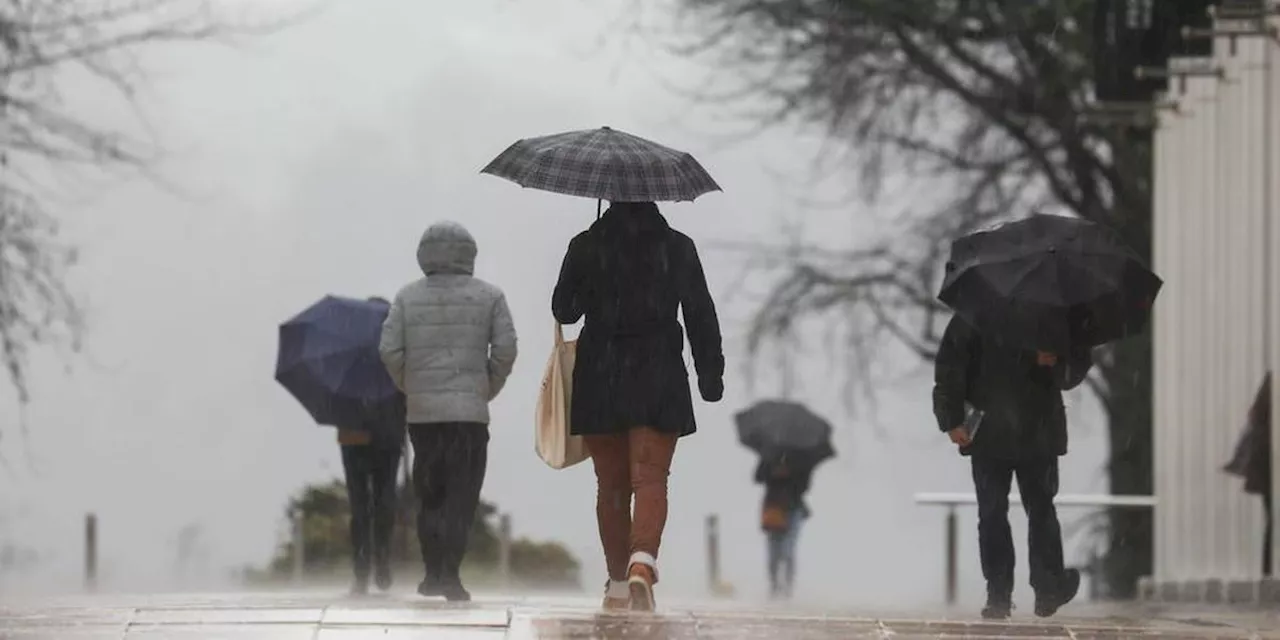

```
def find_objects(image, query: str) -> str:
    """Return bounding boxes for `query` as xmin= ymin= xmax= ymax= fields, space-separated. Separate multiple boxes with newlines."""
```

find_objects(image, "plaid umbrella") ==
xmin=480 ymin=126 xmax=722 ymax=203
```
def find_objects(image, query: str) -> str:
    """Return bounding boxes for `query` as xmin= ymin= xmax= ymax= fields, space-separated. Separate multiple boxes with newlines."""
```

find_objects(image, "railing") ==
xmin=914 ymin=493 xmax=1158 ymax=605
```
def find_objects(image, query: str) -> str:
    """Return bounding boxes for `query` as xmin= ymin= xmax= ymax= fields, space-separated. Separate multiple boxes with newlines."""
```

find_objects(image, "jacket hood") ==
xmin=417 ymin=221 xmax=477 ymax=276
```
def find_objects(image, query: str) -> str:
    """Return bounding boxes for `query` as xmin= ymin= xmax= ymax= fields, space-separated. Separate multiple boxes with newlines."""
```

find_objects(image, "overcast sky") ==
xmin=0 ymin=0 xmax=1110 ymax=611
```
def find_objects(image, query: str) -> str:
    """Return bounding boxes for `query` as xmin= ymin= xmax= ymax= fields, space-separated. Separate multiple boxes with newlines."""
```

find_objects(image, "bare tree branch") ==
xmin=0 ymin=0 xmax=299 ymax=412
xmin=669 ymin=0 xmax=1148 ymax=396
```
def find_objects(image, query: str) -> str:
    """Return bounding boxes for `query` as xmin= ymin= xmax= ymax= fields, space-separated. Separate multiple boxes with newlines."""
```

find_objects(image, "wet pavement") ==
xmin=0 ymin=590 xmax=1276 ymax=639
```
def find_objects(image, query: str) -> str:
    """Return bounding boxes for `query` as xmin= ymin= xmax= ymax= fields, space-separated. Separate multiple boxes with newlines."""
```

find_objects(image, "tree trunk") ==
xmin=1101 ymin=333 xmax=1153 ymax=598
xmin=1099 ymin=126 xmax=1155 ymax=599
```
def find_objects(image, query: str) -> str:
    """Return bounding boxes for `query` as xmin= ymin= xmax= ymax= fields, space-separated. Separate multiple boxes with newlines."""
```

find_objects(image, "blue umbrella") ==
xmin=275 ymin=295 xmax=402 ymax=428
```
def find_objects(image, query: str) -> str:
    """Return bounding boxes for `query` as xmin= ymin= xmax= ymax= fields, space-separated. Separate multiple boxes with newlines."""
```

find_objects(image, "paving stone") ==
xmin=0 ymin=629 xmax=126 ymax=640
xmin=4 ymin=591 xmax=1280 ymax=639
xmin=320 ymin=604 xmax=508 ymax=627
xmin=129 ymin=607 xmax=323 ymax=625
xmin=123 ymin=624 xmax=316 ymax=639
xmin=317 ymin=628 xmax=506 ymax=639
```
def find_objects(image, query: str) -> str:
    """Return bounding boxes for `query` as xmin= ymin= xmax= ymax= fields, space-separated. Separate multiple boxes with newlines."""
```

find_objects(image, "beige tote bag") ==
xmin=535 ymin=323 xmax=589 ymax=469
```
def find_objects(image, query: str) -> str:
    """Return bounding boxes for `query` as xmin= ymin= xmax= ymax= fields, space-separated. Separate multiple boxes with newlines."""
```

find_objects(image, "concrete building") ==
xmin=1149 ymin=5 xmax=1280 ymax=602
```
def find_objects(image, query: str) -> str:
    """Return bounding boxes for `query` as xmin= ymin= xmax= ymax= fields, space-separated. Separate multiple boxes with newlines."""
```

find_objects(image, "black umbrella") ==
xmin=938 ymin=214 xmax=1163 ymax=352
xmin=735 ymin=400 xmax=835 ymax=464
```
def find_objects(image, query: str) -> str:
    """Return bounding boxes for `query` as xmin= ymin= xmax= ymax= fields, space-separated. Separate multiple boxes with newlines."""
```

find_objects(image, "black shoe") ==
xmin=442 ymin=583 xmax=472 ymax=602
xmin=417 ymin=577 xmax=443 ymax=597
xmin=981 ymin=599 xmax=1012 ymax=620
xmin=1034 ymin=569 xmax=1081 ymax=618
xmin=375 ymin=562 xmax=393 ymax=591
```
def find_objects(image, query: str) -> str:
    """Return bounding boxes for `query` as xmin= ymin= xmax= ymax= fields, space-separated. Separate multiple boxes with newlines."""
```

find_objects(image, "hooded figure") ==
xmin=379 ymin=221 xmax=518 ymax=602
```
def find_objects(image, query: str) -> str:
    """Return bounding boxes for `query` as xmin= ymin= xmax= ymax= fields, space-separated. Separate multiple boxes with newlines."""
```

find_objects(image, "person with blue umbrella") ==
xmin=276 ymin=295 xmax=407 ymax=595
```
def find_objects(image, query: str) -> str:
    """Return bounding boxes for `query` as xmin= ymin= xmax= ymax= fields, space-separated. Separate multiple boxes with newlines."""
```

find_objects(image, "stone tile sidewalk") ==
xmin=0 ymin=591 xmax=1276 ymax=639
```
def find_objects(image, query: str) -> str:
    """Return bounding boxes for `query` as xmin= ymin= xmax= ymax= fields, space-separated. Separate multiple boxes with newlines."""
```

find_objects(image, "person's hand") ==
xmin=1036 ymin=351 xmax=1058 ymax=367
xmin=698 ymin=377 xmax=724 ymax=402
xmin=947 ymin=426 xmax=971 ymax=448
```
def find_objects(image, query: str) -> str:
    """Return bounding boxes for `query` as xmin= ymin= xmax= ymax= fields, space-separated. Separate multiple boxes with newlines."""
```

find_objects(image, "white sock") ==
xmin=606 ymin=580 xmax=630 ymax=598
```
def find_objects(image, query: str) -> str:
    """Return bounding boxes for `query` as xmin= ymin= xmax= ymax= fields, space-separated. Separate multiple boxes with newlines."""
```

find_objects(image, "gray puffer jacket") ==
xmin=379 ymin=222 xmax=518 ymax=425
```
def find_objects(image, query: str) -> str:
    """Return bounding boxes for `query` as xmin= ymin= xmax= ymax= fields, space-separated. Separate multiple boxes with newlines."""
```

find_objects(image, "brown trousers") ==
xmin=584 ymin=427 xmax=679 ymax=582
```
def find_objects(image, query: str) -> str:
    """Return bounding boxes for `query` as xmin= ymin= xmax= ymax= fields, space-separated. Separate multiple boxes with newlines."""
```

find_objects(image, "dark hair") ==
xmin=607 ymin=201 xmax=660 ymax=216
xmin=367 ymin=296 xmax=389 ymax=305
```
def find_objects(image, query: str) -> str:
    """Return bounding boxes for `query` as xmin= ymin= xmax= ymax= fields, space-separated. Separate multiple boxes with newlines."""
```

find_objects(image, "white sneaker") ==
xmin=602 ymin=579 xmax=630 ymax=611
xmin=627 ymin=551 xmax=658 ymax=612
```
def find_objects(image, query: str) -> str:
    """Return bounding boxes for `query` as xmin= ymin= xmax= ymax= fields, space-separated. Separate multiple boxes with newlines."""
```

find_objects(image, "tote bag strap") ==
xmin=554 ymin=322 xmax=566 ymax=346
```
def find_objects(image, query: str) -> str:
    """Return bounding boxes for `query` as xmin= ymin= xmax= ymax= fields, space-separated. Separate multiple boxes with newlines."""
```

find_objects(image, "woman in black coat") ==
xmin=552 ymin=201 xmax=724 ymax=611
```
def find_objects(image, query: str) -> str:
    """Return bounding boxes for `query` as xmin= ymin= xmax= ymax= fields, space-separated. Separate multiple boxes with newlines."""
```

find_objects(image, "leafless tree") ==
xmin=668 ymin=0 xmax=1157 ymax=596
xmin=0 ymin=0 xmax=294 ymax=408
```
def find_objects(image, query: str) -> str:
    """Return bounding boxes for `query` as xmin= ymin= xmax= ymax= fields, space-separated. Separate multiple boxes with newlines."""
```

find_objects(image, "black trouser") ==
xmin=340 ymin=443 xmax=402 ymax=581
xmin=408 ymin=422 xmax=489 ymax=585
xmin=971 ymin=456 xmax=1066 ymax=600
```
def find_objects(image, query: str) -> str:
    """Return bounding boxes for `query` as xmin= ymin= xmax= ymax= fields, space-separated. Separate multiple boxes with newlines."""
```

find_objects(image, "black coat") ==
xmin=351 ymin=396 xmax=407 ymax=450
xmin=552 ymin=203 xmax=724 ymax=437
xmin=1225 ymin=372 xmax=1271 ymax=496
xmin=932 ymin=316 xmax=1092 ymax=460
xmin=754 ymin=454 xmax=813 ymax=517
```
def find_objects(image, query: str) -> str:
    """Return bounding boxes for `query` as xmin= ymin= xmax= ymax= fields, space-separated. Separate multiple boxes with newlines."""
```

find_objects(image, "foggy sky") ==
xmin=0 ymin=0 xmax=1109 ymax=611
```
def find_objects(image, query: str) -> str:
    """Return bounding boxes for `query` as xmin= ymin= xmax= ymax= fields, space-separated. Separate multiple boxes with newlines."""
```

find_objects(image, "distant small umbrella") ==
xmin=735 ymin=400 xmax=836 ymax=464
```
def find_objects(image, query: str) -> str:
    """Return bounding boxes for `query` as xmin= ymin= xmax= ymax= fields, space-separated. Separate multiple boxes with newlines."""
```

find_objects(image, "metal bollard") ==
xmin=84 ymin=513 xmax=97 ymax=591
xmin=945 ymin=506 xmax=957 ymax=606
xmin=706 ymin=514 xmax=720 ymax=592
xmin=291 ymin=512 xmax=304 ymax=584
xmin=1088 ymin=548 xmax=1103 ymax=601
xmin=498 ymin=513 xmax=512 ymax=590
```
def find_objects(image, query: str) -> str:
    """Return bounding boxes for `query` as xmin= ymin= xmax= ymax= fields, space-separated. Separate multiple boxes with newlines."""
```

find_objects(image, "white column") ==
xmin=1170 ymin=65 xmax=1196 ymax=581
xmin=1268 ymin=14 xmax=1280 ymax=580
xmin=1187 ymin=71 xmax=1208 ymax=581
xmin=1213 ymin=35 xmax=1233 ymax=583
xmin=1233 ymin=32 xmax=1269 ymax=580
xmin=1152 ymin=92 xmax=1176 ymax=582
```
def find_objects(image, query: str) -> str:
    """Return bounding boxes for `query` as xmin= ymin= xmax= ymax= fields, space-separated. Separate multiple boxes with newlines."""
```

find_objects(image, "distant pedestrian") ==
xmin=337 ymin=332 xmax=406 ymax=595
xmin=1225 ymin=372 xmax=1272 ymax=576
xmin=932 ymin=314 xmax=1092 ymax=619
xmin=380 ymin=222 xmax=518 ymax=602
xmin=755 ymin=450 xmax=813 ymax=599
xmin=553 ymin=201 xmax=724 ymax=612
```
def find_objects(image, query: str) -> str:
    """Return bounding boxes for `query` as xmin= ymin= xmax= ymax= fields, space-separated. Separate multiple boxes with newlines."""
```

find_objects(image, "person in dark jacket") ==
xmin=1225 ymin=372 xmax=1272 ymax=576
xmin=932 ymin=314 xmax=1092 ymax=619
xmin=552 ymin=201 xmax=724 ymax=612
xmin=340 ymin=298 xmax=407 ymax=595
xmin=755 ymin=450 xmax=814 ymax=599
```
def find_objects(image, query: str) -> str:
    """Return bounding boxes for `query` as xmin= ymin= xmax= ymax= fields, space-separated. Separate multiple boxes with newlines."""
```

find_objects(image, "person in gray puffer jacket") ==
xmin=379 ymin=221 xmax=517 ymax=601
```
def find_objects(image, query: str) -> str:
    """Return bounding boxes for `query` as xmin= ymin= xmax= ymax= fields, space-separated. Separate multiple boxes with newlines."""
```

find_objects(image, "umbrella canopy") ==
xmin=735 ymin=400 xmax=836 ymax=463
xmin=275 ymin=295 xmax=402 ymax=428
xmin=938 ymin=214 xmax=1163 ymax=352
xmin=480 ymin=126 xmax=722 ymax=203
